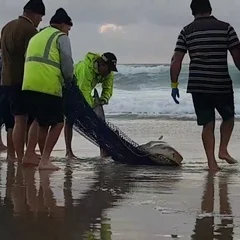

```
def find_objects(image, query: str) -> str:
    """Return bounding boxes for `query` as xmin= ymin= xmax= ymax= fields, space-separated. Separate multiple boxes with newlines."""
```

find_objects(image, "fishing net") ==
xmin=64 ymin=83 xmax=177 ymax=166
xmin=0 ymin=83 xmax=177 ymax=166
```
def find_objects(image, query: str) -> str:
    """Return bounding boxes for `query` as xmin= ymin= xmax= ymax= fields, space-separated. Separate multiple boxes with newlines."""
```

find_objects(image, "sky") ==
xmin=1 ymin=0 xmax=240 ymax=64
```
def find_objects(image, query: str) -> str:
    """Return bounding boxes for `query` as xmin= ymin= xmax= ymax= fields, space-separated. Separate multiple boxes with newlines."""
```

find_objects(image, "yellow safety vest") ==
xmin=22 ymin=26 xmax=65 ymax=97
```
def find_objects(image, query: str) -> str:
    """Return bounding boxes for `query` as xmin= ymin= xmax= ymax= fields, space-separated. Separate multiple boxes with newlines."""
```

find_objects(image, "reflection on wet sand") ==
xmin=192 ymin=172 xmax=234 ymax=240
xmin=0 ymin=162 xmax=133 ymax=240
xmin=0 ymin=160 xmax=236 ymax=240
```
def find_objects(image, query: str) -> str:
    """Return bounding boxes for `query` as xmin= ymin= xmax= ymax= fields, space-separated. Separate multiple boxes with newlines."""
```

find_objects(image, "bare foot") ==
xmin=208 ymin=159 xmax=221 ymax=172
xmin=22 ymin=154 xmax=40 ymax=167
xmin=0 ymin=145 xmax=7 ymax=152
xmin=219 ymin=152 xmax=237 ymax=164
xmin=38 ymin=162 xmax=60 ymax=171
xmin=208 ymin=165 xmax=221 ymax=172
xmin=66 ymin=152 xmax=78 ymax=160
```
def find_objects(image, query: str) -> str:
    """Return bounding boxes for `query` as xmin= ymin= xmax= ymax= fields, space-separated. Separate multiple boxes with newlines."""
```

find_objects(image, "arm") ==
xmin=75 ymin=62 xmax=95 ymax=107
xmin=227 ymin=25 xmax=240 ymax=71
xmin=170 ymin=29 xmax=187 ymax=87
xmin=57 ymin=35 xmax=74 ymax=82
xmin=100 ymin=73 xmax=114 ymax=105
xmin=170 ymin=51 xmax=185 ymax=86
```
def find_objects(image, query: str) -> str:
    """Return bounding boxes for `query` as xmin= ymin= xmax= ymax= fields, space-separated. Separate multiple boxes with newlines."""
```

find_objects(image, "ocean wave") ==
xmin=116 ymin=64 xmax=170 ymax=75
xmin=113 ymin=64 xmax=240 ymax=90
xmin=94 ymin=64 xmax=240 ymax=119
xmin=103 ymin=88 xmax=240 ymax=119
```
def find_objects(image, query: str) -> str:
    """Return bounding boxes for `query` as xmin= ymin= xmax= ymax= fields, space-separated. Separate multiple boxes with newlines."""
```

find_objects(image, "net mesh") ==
xmin=0 ymin=83 xmax=177 ymax=166
xmin=65 ymin=83 xmax=176 ymax=165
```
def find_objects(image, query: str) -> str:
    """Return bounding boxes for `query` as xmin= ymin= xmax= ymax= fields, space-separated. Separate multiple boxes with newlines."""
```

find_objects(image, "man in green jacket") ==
xmin=64 ymin=52 xmax=118 ymax=159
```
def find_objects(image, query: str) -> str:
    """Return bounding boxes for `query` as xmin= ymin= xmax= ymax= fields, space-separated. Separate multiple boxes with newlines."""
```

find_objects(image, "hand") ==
xmin=171 ymin=88 xmax=180 ymax=104
xmin=63 ymin=79 xmax=74 ymax=89
xmin=95 ymin=101 xmax=105 ymax=107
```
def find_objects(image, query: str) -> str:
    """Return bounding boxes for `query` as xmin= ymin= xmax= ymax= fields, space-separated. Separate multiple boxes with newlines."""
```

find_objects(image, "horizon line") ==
xmin=118 ymin=62 xmax=235 ymax=65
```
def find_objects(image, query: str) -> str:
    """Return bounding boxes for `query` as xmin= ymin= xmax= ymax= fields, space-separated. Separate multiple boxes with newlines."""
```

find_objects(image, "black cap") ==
xmin=23 ymin=0 xmax=45 ymax=15
xmin=190 ymin=0 xmax=212 ymax=16
xmin=50 ymin=8 xmax=73 ymax=26
xmin=101 ymin=52 xmax=118 ymax=72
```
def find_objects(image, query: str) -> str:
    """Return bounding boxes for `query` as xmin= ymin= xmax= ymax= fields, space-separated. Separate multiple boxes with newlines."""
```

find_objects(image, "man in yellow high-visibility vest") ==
xmin=22 ymin=8 xmax=74 ymax=170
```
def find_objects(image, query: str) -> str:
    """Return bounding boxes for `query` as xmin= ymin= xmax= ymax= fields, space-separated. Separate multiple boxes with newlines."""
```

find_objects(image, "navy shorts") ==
xmin=24 ymin=90 xmax=64 ymax=127
xmin=192 ymin=93 xmax=235 ymax=126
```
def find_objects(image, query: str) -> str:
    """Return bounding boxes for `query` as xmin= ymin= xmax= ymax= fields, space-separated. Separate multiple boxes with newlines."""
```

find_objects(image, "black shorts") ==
xmin=24 ymin=90 xmax=64 ymax=127
xmin=192 ymin=93 xmax=235 ymax=126
xmin=0 ymin=87 xmax=15 ymax=131
xmin=27 ymin=115 xmax=35 ymax=125
xmin=6 ymin=86 xmax=27 ymax=116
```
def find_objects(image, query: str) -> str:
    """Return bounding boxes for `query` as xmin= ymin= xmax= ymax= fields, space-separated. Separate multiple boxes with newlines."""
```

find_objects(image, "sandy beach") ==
xmin=0 ymin=118 xmax=240 ymax=240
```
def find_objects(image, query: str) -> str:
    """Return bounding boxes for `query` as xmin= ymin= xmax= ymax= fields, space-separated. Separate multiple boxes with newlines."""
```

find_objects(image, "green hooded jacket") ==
xmin=74 ymin=52 xmax=114 ymax=108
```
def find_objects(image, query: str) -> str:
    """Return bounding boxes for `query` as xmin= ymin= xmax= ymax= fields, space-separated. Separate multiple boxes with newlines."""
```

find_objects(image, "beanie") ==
xmin=23 ymin=0 xmax=45 ymax=15
xmin=50 ymin=8 xmax=73 ymax=26
xmin=190 ymin=0 xmax=212 ymax=16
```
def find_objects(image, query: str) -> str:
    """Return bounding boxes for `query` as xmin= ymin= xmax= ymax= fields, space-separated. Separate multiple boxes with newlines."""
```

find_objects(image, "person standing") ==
xmin=0 ymin=50 xmax=7 ymax=152
xmin=0 ymin=0 xmax=45 ymax=163
xmin=22 ymin=8 xmax=74 ymax=170
xmin=170 ymin=0 xmax=240 ymax=171
xmin=0 ymin=47 xmax=15 ymax=159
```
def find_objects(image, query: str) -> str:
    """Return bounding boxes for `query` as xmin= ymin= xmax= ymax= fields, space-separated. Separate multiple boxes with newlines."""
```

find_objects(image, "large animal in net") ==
xmin=64 ymin=83 xmax=183 ymax=166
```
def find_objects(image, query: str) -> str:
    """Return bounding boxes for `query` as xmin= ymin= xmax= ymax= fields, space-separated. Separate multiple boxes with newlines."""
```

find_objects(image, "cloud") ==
xmin=99 ymin=24 xmax=124 ymax=34
xmin=0 ymin=0 xmax=240 ymax=63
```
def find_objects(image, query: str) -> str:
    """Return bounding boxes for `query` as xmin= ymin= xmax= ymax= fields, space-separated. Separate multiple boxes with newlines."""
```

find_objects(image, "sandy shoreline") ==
xmin=0 ymin=118 xmax=240 ymax=239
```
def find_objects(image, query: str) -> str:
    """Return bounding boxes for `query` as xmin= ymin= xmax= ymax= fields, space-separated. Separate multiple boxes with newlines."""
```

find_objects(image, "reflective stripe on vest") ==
xmin=25 ymin=31 xmax=61 ymax=69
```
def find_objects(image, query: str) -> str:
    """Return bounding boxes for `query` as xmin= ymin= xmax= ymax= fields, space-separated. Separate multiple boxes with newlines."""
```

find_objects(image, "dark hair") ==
xmin=190 ymin=0 xmax=212 ymax=16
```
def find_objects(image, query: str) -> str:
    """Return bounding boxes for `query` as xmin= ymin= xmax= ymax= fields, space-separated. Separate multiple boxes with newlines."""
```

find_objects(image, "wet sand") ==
xmin=0 ymin=119 xmax=240 ymax=240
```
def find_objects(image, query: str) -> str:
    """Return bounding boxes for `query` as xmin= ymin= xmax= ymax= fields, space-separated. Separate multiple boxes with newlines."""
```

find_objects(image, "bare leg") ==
xmin=100 ymin=148 xmax=109 ymax=158
xmin=22 ymin=120 xmax=40 ymax=166
xmin=26 ymin=120 xmax=41 ymax=159
xmin=39 ymin=170 xmax=57 ymax=212
xmin=0 ymin=129 xmax=7 ymax=151
xmin=38 ymin=123 xmax=63 ymax=170
xmin=22 ymin=167 xmax=38 ymax=214
xmin=38 ymin=125 xmax=49 ymax=155
xmin=93 ymin=106 xmax=108 ymax=158
xmin=64 ymin=123 xmax=77 ymax=159
xmin=25 ymin=123 xmax=30 ymax=147
xmin=6 ymin=129 xmax=16 ymax=162
xmin=218 ymin=118 xmax=236 ymax=164
xmin=202 ymin=121 xmax=220 ymax=171
xmin=12 ymin=115 xmax=27 ymax=163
